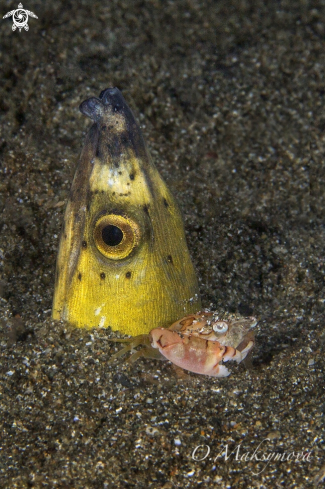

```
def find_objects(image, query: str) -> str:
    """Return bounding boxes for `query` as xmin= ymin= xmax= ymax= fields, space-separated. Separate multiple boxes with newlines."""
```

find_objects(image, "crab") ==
xmin=108 ymin=311 xmax=257 ymax=377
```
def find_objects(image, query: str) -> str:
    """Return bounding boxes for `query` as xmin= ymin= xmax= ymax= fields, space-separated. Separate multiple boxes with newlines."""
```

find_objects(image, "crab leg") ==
xmin=127 ymin=347 xmax=165 ymax=363
xmin=107 ymin=334 xmax=151 ymax=363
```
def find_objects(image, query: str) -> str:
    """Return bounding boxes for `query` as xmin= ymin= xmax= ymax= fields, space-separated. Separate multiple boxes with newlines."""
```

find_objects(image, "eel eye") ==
xmin=213 ymin=321 xmax=228 ymax=334
xmin=94 ymin=214 xmax=140 ymax=260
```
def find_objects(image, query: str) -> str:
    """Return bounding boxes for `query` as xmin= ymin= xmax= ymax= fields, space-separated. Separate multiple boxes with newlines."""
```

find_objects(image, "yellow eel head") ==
xmin=52 ymin=88 xmax=201 ymax=335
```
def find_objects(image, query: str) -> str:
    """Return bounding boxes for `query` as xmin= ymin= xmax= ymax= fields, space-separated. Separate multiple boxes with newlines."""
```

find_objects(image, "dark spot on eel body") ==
xmin=167 ymin=255 xmax=173 ymax=264
xmin=163 ymin=198 xmax=169 ymax=208
xmin=125 ymin=271 xmax=131 ymax=279
xmin=78 ymin=273 xmax=82 ymax=281
xmin=82 ymin=240 xmax=87 ymax=248
xmin=143 ymin=204 xmax=150 ymax=214
xmin=129 ymin=173 xmax=135 ymax=180
xmin=100 ymin=272 xmax=106 ymax=280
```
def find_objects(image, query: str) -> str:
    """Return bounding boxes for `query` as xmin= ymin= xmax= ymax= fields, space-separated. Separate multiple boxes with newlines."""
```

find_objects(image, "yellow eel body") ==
xmin=52 ymin=88 xmax=201 ymax=335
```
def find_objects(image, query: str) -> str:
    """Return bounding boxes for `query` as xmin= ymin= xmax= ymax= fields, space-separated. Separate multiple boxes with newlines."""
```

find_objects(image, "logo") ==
xmin=3 ymin=3 xmax=38 ymax=32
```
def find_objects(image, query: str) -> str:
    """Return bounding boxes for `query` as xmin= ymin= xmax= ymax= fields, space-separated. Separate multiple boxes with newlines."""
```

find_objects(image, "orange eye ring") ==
xmin=93 ymin=214 xmax=140 ymax=260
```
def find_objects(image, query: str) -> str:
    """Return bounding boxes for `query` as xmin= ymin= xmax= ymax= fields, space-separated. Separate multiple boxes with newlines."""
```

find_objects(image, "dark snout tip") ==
xmin=79 ymin=97 xmax=103 ymax=122
xmin=99 ymin=87 xmax=121 ymax=100
xmin=99 ymin=87 xmax=126 ymax=112
xmin=79 ymin=88 xmax=135 ymax=126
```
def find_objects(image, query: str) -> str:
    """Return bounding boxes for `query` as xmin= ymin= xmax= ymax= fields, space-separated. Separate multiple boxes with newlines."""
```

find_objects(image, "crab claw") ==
xmin=149 ymin=329 xmax=237 ymax=377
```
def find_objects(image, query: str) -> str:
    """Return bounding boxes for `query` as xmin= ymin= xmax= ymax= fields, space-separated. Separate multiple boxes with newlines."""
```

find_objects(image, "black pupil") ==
xmin=102 ymin=225 xmax=123 ymax=246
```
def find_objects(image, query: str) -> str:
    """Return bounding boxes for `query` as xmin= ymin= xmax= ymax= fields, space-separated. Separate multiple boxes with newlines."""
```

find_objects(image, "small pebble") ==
xmin=266 ymin=430 xmax=281 ymax=440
